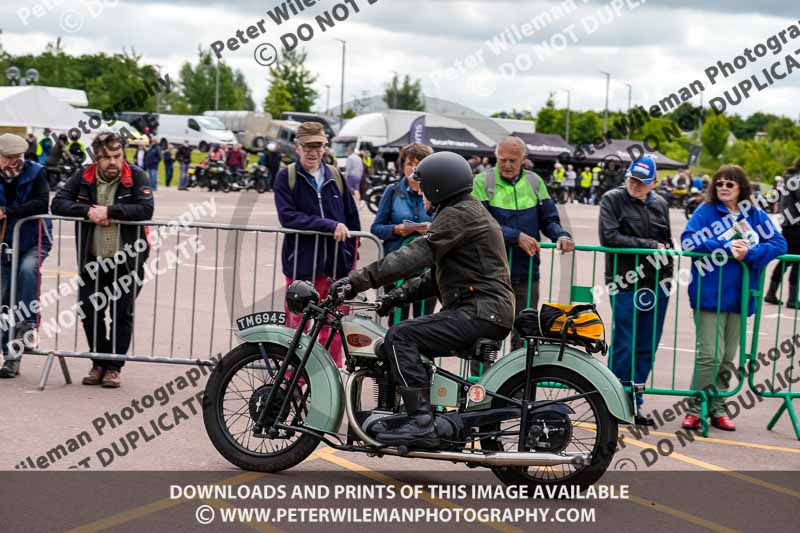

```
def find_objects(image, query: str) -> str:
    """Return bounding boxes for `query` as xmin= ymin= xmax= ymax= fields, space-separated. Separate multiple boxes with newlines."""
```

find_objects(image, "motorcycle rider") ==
xmin=330 ymin=151 xmax=515 ymax=447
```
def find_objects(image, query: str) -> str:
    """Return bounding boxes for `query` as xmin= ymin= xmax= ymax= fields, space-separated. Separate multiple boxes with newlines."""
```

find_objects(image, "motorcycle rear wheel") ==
xmin=480 ymin=365 xmax=618 ymax=493
xmin=203 ymin=342 xmax=320 ymax=472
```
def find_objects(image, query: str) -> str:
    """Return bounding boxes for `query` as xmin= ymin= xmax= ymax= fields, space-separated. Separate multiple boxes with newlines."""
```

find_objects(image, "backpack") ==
xmin=515 ymin=303 xmax=607 ymax=356
xmin=288 ymin=163 xmax=344 ymax=194
xmin=484 ymin=167 xmax=541 ymax=203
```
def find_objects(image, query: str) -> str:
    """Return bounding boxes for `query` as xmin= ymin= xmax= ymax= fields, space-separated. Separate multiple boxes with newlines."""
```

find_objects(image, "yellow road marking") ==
xmin=620 ymin=438 xmax=800 ymax=499
xmin=66 ymin=450 xmax=329 ymax=533
xmin=620 ymin=426 xmax=800 ymax=455
xmin=628 ymin=495 xmax=739 ymax=533
xmin=317 ymin=450 xmax=525 ymax=533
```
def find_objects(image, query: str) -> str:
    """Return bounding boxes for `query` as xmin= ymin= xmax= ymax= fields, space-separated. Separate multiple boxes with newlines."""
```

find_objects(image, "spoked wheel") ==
xmin=480 ymin=365 xmax=618 ymax=492
xmin=203 ymin=342 xmax=320 ymax=472
xmin=366 ymin=189 xmax=382 ymax=214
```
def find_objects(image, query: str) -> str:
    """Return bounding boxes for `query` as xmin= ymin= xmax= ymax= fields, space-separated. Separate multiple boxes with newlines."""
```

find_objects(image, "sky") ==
xmin=1 ymin=0 xmax=799 ymax=120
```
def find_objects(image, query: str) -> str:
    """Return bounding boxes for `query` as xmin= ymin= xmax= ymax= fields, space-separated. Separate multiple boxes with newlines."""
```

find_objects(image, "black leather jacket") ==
xmin=599 ymin=186 xmax=674 ymax=289
xmin=780 ymin=173 xmax=800 ymax=228
xmin=348 ymin=192 xmax=515 ymax=329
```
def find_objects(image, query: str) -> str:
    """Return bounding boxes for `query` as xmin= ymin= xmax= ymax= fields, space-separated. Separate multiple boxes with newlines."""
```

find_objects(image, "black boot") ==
xmin=764 ymin=279 xmax=783 ymax=305
xmin=376 ymin=387 xmax=440 ymax=448
xmin=787 ymin=285 xmax=800 ymax=309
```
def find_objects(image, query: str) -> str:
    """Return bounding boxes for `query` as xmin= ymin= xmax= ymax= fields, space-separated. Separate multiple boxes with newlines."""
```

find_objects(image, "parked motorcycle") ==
xmin=45 ymin=159 xmax=77 ymax=192
xmin=189 ymin=160 xmax=231 ymax=192
xmin=203 ymin=282 xmax=632 ymax=491
xmin=365 ymin=172 xmax=400 ymax=214
xmin=230 ymin=163 xmax=269 ymax=193
xmin=684 ymin=187 xmax=705 ymax=219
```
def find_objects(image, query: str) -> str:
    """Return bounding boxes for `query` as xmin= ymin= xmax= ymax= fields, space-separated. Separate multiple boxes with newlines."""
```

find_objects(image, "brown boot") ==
xmin=82 ymin=366 xmax=104 ymax=386
xmin=101 ymin=369 xmax=121 ymax=388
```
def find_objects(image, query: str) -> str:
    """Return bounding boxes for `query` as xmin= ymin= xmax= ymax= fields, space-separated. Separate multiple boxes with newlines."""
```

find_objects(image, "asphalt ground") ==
xmin=1 ymin=188 xmax=798 ymax=532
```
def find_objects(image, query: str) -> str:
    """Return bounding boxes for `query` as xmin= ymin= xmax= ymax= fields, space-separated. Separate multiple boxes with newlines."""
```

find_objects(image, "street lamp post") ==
xmin=601 ymin=71 xmax=611 ymax=135
xmin=625 ymin=82 xmax=632 ymax=139
xmin=559 ymin=88 xmax=571 ymax=144
xmin=390 ymin=70 xmax=398 ymax=109
xmin=336 ymin=39 xmax=347 ymax=120
xmin=214 ymin=57 xmax=220 ymax=110
xmin=325 ymin=84 xmax=331 ymax=114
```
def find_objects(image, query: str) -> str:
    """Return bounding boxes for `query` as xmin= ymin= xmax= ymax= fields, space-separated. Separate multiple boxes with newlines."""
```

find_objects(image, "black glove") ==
xmin=330 ymin=277 xmax=357 ymax=300
xmin=376 ymin=287 xmax=408 ymax=317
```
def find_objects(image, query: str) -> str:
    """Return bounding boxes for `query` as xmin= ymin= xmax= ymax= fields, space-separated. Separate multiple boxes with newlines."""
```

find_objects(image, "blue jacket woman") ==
xmin=370 ymin=143 xmax=436 ymax=322
xmin=679 ymin=165 xmax=786 ymax=432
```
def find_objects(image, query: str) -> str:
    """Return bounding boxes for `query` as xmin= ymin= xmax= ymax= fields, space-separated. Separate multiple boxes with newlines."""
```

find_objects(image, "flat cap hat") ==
xmin=0 ymin=133 xmax=29 ymax=156
xmin=295 ymin=122 xmax=328 ymax=144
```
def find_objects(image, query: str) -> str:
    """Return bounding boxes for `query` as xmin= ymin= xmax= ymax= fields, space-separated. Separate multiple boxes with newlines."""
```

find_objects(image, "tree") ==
xmin=570 ymin=111 xmax=604 ymax=146
xmin=701 ymin=113 xmax=729 ymax=159
xmin=767 ymin=117 xmax=800 ymax=141
xmin=535 ymin=96 xmax=561 ymax=134
xmin=263 ymin=77 xmax=293 ymax=117
xmin=341 ymin=108 xmax=356 ymax=119
xmin=665 ymin=102 xmax=703 ymax=131
xmin=179 ymin=49 xmax=254 ymax=113
xmin=383 ymin=74 xmax=424 ymax=111
xmin=264 ymin=48 xmax=318 ymax=115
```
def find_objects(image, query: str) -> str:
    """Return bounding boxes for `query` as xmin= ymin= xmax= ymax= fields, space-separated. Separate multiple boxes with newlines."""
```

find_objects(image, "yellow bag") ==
xmin=516 ymin=303 xmax=606 ymax=355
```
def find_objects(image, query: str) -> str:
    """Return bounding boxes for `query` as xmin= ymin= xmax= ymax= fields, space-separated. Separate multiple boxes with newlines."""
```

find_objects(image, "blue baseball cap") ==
xmin=625 ymin=156 xmax=657 ymax=184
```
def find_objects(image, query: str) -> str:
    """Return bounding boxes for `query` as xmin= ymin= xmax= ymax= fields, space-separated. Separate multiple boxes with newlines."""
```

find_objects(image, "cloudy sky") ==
xmin=1 ymin=0 xmax=798 ymax=119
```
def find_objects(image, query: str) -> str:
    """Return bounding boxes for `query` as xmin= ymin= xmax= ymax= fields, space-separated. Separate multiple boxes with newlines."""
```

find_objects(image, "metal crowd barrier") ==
xmin=3 ymin=215 xmax=383 ymax=389
xmin=516 ymin=243 xmax=798 ymax=439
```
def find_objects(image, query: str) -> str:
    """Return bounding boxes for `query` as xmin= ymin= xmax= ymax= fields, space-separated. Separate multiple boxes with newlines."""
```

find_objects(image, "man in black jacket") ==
xmin=330 ymin=151 xmax=515 ymax=447
xmin=51 ymin=132 xmax=154 ymax=388
xmin=599 ymin=156 xmax=673 ymax=426
xmin=0 ymin=134 xmax=51 ymax=378
xmin=765 ymin=159 xmax=800 ymax=308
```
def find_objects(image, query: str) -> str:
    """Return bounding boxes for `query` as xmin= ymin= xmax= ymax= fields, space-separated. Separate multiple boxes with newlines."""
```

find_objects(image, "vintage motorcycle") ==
xmin=203 ymin=282 xmax=633 ymax=492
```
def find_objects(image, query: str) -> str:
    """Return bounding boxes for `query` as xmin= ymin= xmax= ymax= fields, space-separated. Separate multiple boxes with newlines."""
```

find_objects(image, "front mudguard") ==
xmin=235 ymin=325 xmax=344 ymax=434
xmin=468 ymin=344 xmax=634 ymax=424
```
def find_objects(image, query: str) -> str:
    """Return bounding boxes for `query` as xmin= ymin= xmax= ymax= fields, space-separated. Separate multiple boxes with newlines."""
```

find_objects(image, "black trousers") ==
xmin=78 ymin=261 xmax=144 ymax=371
xmin=770 ymin=226 xmax=800 ymax=289
xmin=383 ymin=308 xmax=509 ymax=388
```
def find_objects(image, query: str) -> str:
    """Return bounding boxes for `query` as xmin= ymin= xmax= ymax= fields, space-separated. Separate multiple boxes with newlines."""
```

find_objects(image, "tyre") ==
xmin=198 ymin=141 xmax=209 ymax=153
xmin=480 ymin=365 xmax=618 ymax=493
xmin=203 ymin=342 xmax=320 ymax=472
xmin=220 ymin=180 xmax=231 ymax=193
xmin=366 ymin=189 xmax=383 ymax=214
xmin=255 ymin=178 xmax=267 ymax=194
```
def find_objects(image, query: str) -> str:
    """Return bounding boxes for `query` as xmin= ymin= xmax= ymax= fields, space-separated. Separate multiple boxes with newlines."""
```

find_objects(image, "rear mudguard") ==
xmin=235 ymin=325 xmax=344 ymax=435
xmin=468 ymin=344 xmax=634 ymax=424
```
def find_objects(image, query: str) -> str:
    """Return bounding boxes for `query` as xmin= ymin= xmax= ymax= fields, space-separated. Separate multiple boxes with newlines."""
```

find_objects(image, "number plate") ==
xmin=236 ymin=312 xmax=287 ymax=331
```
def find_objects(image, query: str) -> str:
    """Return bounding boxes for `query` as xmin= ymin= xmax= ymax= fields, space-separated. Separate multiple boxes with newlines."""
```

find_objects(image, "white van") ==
xmin=156 ymin=114 xmax=235 ymax=151
xmin=203 ymin=110 xmax=272 ymax=152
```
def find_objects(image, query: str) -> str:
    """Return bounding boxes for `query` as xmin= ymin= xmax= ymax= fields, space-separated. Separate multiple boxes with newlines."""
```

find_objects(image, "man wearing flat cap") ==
xmin=0 ymin=133 xmax=52 ymax=378
xmin=273 ymin=122 xmax=361 ymax=367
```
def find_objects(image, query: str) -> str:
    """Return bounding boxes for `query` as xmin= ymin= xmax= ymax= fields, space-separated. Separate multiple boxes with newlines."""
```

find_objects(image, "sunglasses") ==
xmin=715 ymin=180 xmax=738 ymax=189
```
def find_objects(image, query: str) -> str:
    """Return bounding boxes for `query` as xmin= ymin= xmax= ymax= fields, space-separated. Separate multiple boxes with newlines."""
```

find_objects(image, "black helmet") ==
xmin=285 ymin=280 xmax=320 ymax=313
xmin=414 ymin=151 xmax=474 ymax=206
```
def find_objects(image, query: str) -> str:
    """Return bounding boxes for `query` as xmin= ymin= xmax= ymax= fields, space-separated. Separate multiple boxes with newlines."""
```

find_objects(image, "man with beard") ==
xmin=52 ymin=132 xmax=154 ymax=388
xmin=0 ymin=134 xmax=51 ymax=378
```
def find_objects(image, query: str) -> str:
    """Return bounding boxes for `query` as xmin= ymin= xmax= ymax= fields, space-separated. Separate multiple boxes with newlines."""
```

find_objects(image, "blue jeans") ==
xmin=164 ymin=161 xmax=174 ymax=187
xmin=148 ymin=168 xmax=158 ymax=190
xmin=1 ymin=246 xmax=50 ymax=358
xmin=178 ymin=162 xmax=189 ymax=189
xmin=610 ymin=285 xmax=670 ymax=407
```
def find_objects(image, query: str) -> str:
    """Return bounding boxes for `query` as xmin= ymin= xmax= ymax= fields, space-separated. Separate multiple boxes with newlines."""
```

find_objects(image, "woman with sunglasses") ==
xmin=680 ymin=165 xmax=786 ymax=431
xmin=370 ymin=143 xmax=437 ymax=323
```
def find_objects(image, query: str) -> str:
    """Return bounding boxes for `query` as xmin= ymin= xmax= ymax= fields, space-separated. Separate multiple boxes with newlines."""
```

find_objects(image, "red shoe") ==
xmin=710 ymin=415 xmax=736 ymax=431
xmin=681 ymin=414 xmax=701 ymax=430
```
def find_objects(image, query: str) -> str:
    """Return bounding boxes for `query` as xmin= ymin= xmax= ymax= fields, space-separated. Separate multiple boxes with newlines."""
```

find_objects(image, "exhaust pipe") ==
xmin=380 ymin=448 xmax=590 ymax=467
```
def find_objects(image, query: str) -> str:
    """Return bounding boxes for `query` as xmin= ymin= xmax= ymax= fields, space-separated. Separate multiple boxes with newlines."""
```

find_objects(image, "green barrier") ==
xmin=748 ymin=254 xmax=800 ymax=439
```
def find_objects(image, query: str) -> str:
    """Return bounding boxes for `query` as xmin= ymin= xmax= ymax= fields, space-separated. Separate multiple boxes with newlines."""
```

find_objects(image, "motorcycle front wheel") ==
xmin=366 ymin=189 xmax=383 ymax=214
xmin=203 ymin=342 xmax=320 ymax=472
xmin=480 ymin=365 xmax=618 ymax=493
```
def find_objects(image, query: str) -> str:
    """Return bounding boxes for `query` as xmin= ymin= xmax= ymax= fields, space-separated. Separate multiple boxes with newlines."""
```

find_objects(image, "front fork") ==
xmin=252 ymin=307 xmax=326 ymax=437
